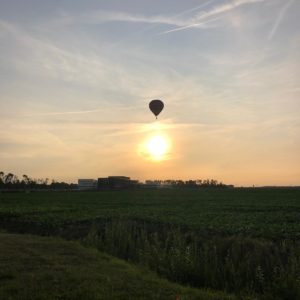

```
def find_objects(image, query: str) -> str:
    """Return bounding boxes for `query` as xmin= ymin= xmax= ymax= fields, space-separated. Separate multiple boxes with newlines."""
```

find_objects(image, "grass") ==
xmin=0 ymin=232 xmax=245 ymax=300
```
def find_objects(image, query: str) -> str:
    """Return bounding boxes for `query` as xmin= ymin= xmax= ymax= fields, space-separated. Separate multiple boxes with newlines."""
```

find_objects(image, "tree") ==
xmin=22 ymin=174 xmax=30 ymax=185
xmin=4 ymin=173 xmax=14 ymax=184
xmin=0 ymin=171 xmax=4 ymax=187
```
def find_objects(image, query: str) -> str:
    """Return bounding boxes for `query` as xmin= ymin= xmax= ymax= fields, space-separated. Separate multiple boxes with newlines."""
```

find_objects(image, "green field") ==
xmin=1 ymin=188 xmax=300 ymax=299
xmin=1 ymin=188 xmax=300 ymax=238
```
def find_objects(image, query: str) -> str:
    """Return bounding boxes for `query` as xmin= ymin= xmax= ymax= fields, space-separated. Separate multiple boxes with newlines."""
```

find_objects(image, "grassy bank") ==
xmin=0 ymin=232 xmax=243 ymax=300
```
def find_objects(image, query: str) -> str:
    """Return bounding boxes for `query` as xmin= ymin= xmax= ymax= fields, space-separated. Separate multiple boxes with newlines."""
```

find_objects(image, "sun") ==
xmin=145 ymin=135 xmax=169 ymax=161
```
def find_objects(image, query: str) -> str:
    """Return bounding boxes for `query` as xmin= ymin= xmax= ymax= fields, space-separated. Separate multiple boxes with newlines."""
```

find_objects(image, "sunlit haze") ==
xmin=139 ymin=133 xmax=170 ymax=161
xmin=146 ymin=136 xmax=169 ymax=161
xmin=0 ymin=0 xmax=299 ymax=186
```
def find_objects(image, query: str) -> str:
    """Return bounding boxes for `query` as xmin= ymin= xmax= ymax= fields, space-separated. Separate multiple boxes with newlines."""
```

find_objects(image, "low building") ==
xmin=98 ymin=176 xmax=138 ymax=189
xmin=108 ymin=176 xmax=130 ymax=189
xmin=78 ymin=179 xmax=97 ymax=190
xmin=97 ymin=177 xmax=110 ymax=189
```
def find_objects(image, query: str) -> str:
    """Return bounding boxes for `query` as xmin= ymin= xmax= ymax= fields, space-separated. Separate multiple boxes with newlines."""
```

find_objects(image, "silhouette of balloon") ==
xmin=149 ymin=100 xmax=164 ymax=119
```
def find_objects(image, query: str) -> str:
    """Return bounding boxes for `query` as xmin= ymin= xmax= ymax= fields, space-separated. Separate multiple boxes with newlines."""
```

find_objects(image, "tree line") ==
xmin=0 ymin=171 xmax=232 ymax=191
xmin=145 ymin=179 xmax=232 ymax=187
xmin=0 ymin=171 xmax=76 ymax=190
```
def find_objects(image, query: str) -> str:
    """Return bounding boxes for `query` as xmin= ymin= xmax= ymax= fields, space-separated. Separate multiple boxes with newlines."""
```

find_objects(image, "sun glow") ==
xmin=143 ymin=135 xmax=169 ymax=161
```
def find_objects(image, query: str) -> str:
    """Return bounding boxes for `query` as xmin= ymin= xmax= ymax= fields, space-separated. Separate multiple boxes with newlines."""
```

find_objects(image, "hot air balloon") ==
xmin=149 ymin=99 xmax=164 ymax=119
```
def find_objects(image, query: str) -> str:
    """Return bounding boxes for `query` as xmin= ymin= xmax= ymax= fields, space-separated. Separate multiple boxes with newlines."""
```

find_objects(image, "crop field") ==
xmin=1 ymin=188 xmax=300 ymax=238
xmin=0 ymin=188 xmax=300 ymax=299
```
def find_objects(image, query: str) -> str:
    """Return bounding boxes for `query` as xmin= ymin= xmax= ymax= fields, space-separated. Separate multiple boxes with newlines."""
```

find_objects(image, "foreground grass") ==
xmin=0 ymin=232 xmax=246 ymax=300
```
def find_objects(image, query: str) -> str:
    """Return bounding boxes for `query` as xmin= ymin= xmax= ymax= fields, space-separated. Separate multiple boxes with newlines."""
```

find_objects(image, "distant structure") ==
xmin=78 ymin=179 xmax=97 ymax=190
xmin=143 ymin=180 xmax=172 ymax=189
xmin=78 ymin=177 xmax=234 ymax=191
xmin=98 ymin=176 xmax=138 ymax=189
xmin=78 ymin=176 xmax=138 ymax=190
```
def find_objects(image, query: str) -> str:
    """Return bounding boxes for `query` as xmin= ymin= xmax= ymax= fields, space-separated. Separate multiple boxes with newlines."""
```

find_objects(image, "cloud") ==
xmin=52 ymin=0 xmax=265 ymax=36
xmin=160 ymin=17 xmax=221 ymax=34
xmin=0 ymin=19 xmax=163 ymax=101
xmin=160 ymin=0 xmax=266 ymax=34
xmin=26 ymin=109 xmax=105 ymax=117
xmin=268 ymin=0 xmax=295 ymax=40
xmin=52 ymin=1 xmax=214 ymax=28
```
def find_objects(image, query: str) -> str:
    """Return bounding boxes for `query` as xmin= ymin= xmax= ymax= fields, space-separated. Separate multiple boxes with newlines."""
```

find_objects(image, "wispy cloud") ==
xmin=160 ymin=17 xmax=221 ymax=34
xmin=26 ymin=109 xmax=104 ymax=117
xmin=54 ymin=0 xmax=265 ymax=34
xmin=268 ymin=0 xmax=294 ymax=40
xmin=0 ymin=19 xmax=150 ymax=95
xmin=55 ymin=10 xmax=194 ymax=28
xmin=52 ymin=1 xmax=216 ymax=30
xmin=170 ymin=0 xmax=215 ymax=18
xmin=130 ymin=0 xmax=215 ymax=36
xmin=160 ymin=0 xmax=266 ymax=34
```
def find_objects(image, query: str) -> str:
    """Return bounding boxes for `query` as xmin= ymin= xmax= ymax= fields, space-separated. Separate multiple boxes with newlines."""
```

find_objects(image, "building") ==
xmin=97 ymin=177 xmax=110 ymax=189
xmin=108 ymin=176 xmax=130 ymax=189
xmin=78 ymin=179 xmax=97 ymax=190
xmin=77 ymin=176 xmax=139 ymax=190
xmin=98 ymin=176 xmax=138 ymax=189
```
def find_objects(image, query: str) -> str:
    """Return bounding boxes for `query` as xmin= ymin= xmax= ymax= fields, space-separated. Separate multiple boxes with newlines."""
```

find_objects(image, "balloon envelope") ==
xmin=149 ymin=100 xmax=164 ymax=118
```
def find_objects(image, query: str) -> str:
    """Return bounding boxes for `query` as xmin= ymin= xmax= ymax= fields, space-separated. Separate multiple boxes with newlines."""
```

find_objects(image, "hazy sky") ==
xmin=0 ymin=0 xmax=299 ymax=186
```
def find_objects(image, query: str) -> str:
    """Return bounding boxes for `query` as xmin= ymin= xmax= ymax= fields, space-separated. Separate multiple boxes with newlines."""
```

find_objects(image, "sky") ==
xmin=0 ymin=0 xmax=299 ymax=186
